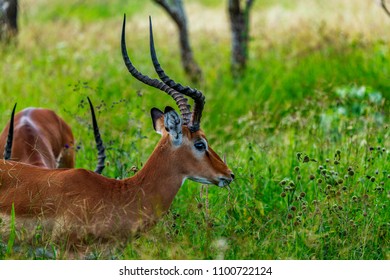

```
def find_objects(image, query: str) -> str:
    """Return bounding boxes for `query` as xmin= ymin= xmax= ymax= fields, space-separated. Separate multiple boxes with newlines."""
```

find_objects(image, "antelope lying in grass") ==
xmin=0 ymin=97 xmax=106 ymax=174
xmin=0 ymin=16 xmax=233 ymax=243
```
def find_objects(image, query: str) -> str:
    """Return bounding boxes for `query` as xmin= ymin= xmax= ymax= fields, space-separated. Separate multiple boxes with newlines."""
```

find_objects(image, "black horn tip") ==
xmin=86 ymin=97 xmax=99 ymax=134
xmin=86 ymin=97 xmax=95 ymax=115
xmin=149 ymin=16 xmax=153 ymax=33
xmin=4 ymin=103 xmax=17 ymax=160
xmin=149 ymin=15 xmax=156 ymax=56
xmin=121 ymin=14 xmax=127 ymax=42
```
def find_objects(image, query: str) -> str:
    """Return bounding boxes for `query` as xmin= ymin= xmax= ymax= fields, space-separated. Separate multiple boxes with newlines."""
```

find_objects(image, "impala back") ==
xmin=0 ymin=108 xmax=75 ymax=168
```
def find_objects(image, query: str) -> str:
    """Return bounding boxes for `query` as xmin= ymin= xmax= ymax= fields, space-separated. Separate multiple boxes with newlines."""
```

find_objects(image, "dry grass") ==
xmin=16 ymin=0 xmax=390 ymax=48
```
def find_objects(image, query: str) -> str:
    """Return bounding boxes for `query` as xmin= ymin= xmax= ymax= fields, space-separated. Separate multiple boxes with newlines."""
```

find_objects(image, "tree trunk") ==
xmin=0 ymin=0 xmax=18 ymax=42
xmin=381 ymin=0 xmax=390 ymax=17
xmin=153 ymin=0 xmax=203 ymax=84
xmin=228 ymin=0 xmax=254 ymax=76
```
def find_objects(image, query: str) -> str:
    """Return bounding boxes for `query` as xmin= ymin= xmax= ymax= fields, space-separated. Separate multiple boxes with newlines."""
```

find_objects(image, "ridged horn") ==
xmin=121 ymin=14 xmax=191 ymax=124
xmin=149 ymin=16 xmax=205 ymax=132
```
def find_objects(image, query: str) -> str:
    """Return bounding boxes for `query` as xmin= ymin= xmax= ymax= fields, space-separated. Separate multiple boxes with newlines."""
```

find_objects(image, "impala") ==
xmin=0 ymin=15 xmax=233 ymax=243
xmin=0 ymin=97 xmax=106 ymax=174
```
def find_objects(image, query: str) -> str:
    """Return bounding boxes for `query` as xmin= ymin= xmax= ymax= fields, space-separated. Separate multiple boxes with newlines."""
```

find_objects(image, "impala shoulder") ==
xmin=65 ymin=168 xmax=96 ymax=177
xmin=63 ymin=168 xmax=111 ymax=184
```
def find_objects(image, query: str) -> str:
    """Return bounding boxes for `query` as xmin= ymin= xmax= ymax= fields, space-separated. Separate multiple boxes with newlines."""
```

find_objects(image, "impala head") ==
xmin=121 ymin=15 xmax=234 ymax=187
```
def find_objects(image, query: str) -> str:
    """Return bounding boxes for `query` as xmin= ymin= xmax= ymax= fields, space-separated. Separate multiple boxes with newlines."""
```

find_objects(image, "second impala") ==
xmin=0 ymin=16 xmax=234 ymax=242
xmin=0 ymin=97 xmax=106 ymax=174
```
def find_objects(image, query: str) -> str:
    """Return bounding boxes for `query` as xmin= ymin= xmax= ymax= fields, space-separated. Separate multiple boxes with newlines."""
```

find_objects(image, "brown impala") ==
xmin=0 ymin=15 xmax=233 ymax=242
xmin=0 ymin=97 xmax=106 ymax=174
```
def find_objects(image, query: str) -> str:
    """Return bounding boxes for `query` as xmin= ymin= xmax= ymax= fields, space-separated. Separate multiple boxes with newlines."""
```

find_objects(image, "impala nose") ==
xmin=218 ymin=172 xmax=234 ymax=187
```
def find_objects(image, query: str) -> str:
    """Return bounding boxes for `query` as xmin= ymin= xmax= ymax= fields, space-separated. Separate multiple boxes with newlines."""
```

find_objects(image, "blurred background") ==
xmin=0 ymin=0 xmax=389 ymax=259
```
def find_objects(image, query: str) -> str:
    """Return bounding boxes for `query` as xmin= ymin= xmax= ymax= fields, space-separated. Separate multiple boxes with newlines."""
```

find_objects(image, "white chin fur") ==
xmin=188 ymin=177 xmax=213 ymax=185
xmin=218 ymin=180 xmax=226 ymax=187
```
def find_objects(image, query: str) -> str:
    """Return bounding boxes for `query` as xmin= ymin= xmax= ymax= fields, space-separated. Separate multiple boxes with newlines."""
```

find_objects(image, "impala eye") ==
xmin=194 ymin=141 xmax=207 ymax=152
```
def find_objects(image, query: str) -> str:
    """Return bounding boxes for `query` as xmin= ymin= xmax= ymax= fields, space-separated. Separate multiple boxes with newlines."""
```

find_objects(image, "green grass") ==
xmin=0 ymin=0 xmax=389 ymax=259
xmin=6 ymin=204 xmax=16 ymax=256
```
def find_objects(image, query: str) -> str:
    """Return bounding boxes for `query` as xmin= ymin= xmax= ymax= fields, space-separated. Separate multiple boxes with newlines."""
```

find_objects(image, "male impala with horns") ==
xmin=0 ymin=15 xmax=233 ymax=243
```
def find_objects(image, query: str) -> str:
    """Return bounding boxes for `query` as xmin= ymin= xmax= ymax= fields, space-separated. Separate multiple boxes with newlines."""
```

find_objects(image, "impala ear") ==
xmin=151 ymin=107 xmax=164 ymax=134
xmin=163 ymin=107 xmax=183 ymax=146
xmin=164 ymin=106 xmax=175 ymax=114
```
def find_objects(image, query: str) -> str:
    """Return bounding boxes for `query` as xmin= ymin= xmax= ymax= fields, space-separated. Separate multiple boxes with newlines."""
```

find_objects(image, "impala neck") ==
xmin=123 ymin=136 xmax=185 ymax=216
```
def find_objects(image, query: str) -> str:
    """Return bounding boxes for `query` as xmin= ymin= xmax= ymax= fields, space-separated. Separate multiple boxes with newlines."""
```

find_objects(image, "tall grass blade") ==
xmin=6 ymin=204 xmax=16 ymax=256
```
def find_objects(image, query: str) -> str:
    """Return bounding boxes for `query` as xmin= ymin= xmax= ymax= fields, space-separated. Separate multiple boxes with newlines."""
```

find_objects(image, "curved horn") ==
xmin=87 ymin=97 xmax=106 ymax=174
xmin=121 ymin=14 xmax=192 ymax=125
xmin=149 ymin=16 xmax=205 ymax=132
xmin=3 ymin=103 xmax=17 ymax=160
